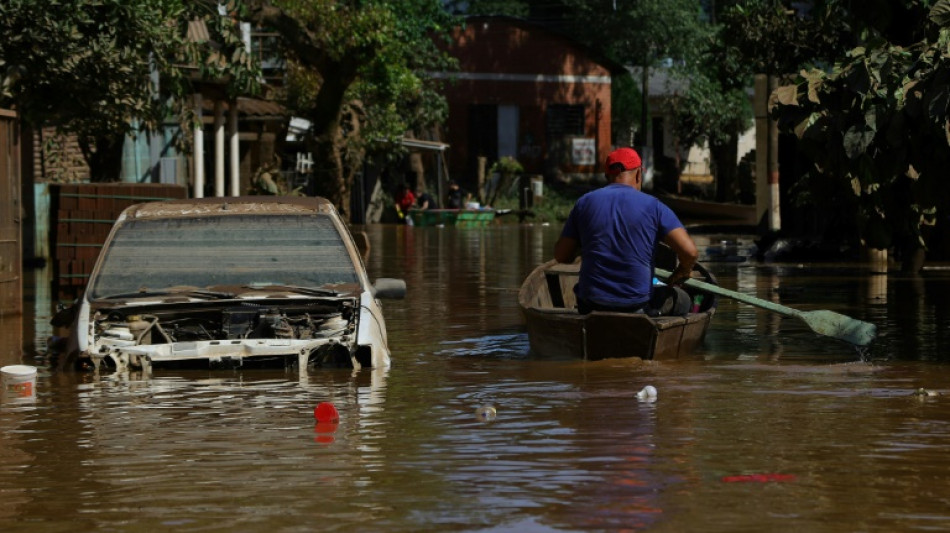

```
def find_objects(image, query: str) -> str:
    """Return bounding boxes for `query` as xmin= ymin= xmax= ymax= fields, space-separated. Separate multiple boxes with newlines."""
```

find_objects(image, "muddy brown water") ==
xmin=2 ymin=224 xmax=950 ymax=532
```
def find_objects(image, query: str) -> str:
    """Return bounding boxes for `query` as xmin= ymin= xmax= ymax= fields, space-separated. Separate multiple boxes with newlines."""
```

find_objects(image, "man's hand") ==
xmin=666 ymin=264 xmax=693 ymax=286
xmin=662 ymin=228 xmax=698 ymax=285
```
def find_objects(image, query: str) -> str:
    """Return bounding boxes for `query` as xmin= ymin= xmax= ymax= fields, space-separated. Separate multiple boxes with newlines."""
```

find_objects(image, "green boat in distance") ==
xmin=407 ymin=208 xmax=496 ymax=227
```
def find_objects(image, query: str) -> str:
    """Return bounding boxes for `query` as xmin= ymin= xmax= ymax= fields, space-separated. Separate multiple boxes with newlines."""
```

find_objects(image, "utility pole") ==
xmin=754 ymin=74 xmax=781 ymax=232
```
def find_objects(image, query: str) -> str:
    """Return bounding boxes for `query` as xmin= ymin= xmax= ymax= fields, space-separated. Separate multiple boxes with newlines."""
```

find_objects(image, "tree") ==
xmin=245 ymin=0 xmax=456 ymax=217
xmin=669 ymin=73 xmax=751 ymax=201
xmin=772 ymin=1 xmax=950 ymax=268
xmin=0 ymin=0 xmax=258 ymax=182
xmin=666 ymin=0 xmax=856 ymax=203
xmin=561 ymin=0 xmax=711 ymax=148
xmin=444 ymin=0 xmax=528 ymax=16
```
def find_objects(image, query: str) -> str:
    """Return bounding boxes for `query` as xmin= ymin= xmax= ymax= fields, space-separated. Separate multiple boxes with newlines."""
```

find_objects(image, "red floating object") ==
xmin=314 ymin=402 xmax=339 ymax=422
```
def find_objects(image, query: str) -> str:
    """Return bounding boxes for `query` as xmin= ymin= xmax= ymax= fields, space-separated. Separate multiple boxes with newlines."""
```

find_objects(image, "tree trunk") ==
xmin=409 ymin=150 xmax=425 ymax=192
xmin=304 ymin=66 xmax=359 ymax=219
xmin=900 ymin=245 xmax=926 ymax=273
xmin=711 ymin=131 xmax=738 ymax=203
xmin=308 ymin=128 xmax=348 ymax=217
xmin=244 ymin=2 xmax=377 ymax=221
xmin=640 ymin=65 xmax=649 ymax=148
xmin=80 ymin=135 xmax=124 ymax=182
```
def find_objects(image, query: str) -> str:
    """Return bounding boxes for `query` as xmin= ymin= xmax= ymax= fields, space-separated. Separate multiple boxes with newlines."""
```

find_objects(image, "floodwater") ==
xmin=3 ymin=223 xmax=950 ymax=532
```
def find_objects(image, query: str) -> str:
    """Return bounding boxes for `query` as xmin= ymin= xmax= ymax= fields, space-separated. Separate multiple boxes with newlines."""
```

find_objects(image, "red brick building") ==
xmin=434 ymin=16 xmax=623 ymax=187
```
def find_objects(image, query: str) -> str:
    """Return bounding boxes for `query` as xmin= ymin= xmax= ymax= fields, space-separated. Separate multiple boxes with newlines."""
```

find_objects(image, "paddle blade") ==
xmin=800 ymin=310 xmax=877 ymax=346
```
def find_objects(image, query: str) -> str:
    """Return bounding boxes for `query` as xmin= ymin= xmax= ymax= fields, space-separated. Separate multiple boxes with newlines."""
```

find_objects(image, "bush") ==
xmin=493 ymin=184 xmax=579 ymax=225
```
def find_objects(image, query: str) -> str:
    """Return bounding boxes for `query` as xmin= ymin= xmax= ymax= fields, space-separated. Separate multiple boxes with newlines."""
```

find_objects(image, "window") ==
xmin=545 ymin=104 xmax=585 ymax=138
xmin=90 ymin=215 xmax=359 ymax=298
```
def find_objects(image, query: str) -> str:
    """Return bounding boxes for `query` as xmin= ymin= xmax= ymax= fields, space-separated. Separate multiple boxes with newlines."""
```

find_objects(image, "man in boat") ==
xmin=394 ymin=182 xmax=416 ymax=222
xmin=416 ymin=189 xmax=437 ymax=210
xmin=553 ymin=147 xmax=698 ymax=314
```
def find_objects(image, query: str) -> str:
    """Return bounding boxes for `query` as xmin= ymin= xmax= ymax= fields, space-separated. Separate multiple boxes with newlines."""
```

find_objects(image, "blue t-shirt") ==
xmin=560 ymin=184 xmax=684 ymax=307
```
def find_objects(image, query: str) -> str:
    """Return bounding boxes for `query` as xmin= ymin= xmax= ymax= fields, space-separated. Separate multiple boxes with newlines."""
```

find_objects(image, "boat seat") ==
xmin=651 ymin=316 xmax=688 ymax=329
xmin=530 ymin=307 xmax=580 ymax=315
xmin=544 ymin=269 xmax=578 ymax=310
xmin=545 ymin=263 xmax=581 ymax=274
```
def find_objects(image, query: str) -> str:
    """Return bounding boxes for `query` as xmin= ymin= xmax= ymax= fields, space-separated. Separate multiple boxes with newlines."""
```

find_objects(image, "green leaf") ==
xmin=774 ymin=84 xmax=799 ymax=106
xmin=930 ymin=0 xmax=950 ymax=27
xmin=844 ymin=126 xmax=875 ymax=159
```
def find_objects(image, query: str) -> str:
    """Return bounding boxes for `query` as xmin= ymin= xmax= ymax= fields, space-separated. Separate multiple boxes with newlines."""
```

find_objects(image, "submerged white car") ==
xmin=58 ymin=196 xmax=405 ymax=372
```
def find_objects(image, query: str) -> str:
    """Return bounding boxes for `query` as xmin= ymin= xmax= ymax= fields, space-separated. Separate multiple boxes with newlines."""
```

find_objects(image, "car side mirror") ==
xmin=373 ymin=278 xmax=406 ymax=299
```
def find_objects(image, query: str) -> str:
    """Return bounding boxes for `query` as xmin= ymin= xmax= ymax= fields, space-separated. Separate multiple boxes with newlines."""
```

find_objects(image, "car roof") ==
xmin=119 ymin=196 xmax=338 ymax=220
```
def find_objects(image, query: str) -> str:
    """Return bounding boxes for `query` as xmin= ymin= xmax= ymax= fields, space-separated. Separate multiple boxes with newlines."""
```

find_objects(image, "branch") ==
xmin=243 ymin=0 xmax=329 ymax=72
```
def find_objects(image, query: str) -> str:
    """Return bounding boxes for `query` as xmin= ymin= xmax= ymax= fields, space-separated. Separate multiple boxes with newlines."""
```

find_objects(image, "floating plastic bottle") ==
xmin=475 ymin=405 xmax=497 ymax=422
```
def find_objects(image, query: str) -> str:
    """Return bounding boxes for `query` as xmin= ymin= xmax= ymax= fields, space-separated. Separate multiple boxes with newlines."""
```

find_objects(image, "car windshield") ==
xmin=88 ymin=214 xmax=360 ymax=299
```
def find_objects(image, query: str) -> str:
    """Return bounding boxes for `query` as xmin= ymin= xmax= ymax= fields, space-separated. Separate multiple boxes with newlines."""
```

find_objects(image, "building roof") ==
xmin=200 ymin=97 xmax=287 ymax=121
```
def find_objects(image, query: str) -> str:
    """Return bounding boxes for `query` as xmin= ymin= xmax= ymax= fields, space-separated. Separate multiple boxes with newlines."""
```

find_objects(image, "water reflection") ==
xmin=5 ymin=224 xmax=950 ymax=531
xmin=0 ymin=312 xmax=22 ymax=367
xmin=58 ymin=366 xmax=392 ymax=529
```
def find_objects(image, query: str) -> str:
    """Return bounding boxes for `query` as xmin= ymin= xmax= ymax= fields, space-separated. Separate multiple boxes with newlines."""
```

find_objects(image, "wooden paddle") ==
xmin=654 ymin=268 xmax=877 ymax=347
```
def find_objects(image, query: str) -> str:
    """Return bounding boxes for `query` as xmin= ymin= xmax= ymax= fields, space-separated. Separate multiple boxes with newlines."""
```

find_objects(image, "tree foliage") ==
xmin=773 ymin=0 xmax=949 ymax=256
xmin=0 ymin=0 xmax=258 ymax=182
xmin=563 ymin=0 xmax=711 ymax=149
xmin=246 ymin=0 xmax=456 ymax=216
xmin=715 ymin=0 xmax=854 ymax=76
xmin=444 ymin=0 xmax=528 ymax=17
xmin=596 ymin=0 xmax=708 ymax=66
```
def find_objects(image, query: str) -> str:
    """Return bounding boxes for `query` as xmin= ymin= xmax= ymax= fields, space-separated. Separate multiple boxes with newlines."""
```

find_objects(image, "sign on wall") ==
xmin=571 ymin=138 xmax=596 ymax=165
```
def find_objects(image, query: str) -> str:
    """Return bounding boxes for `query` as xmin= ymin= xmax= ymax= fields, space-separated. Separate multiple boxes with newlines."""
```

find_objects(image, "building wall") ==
xmin=48 ymin=183 xmax=187 ymax=302
xmin=27 ymin=127 xmax=90 ymax=184
xmin=439 ymin=17 xmax=614 ymax=185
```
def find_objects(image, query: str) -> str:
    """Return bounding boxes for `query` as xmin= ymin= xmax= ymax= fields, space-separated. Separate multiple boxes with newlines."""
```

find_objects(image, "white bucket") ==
xmin=1 ymin=365 xmax=37 ymax=402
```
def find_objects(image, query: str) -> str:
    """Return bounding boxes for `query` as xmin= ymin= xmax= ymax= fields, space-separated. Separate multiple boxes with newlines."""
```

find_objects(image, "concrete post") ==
xmin=754 ymin=74 xmax=781 ymax=231
xmin=214 ymin=100 xmax=225 ymax=197
xmin=229 ymin=101 xmax=240 ymax=196
xmin=193 ymin=93 xmax=204 ymax=198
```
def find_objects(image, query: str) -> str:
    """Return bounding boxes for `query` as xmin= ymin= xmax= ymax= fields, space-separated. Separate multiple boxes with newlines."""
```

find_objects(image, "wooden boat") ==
xmin=518 ymin=257 xmax=718 ymax=361
xmin=656 ymin=194 xmax=758 ymax=225
xmin=407 ymin=208 xmax=496 ymax=227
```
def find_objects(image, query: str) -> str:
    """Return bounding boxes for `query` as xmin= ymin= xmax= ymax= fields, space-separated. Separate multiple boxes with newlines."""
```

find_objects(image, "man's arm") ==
xmin=662 ymin=227 xmax=699 ymax=284
xmin=554 ymin=236 xmax=579 ymax=263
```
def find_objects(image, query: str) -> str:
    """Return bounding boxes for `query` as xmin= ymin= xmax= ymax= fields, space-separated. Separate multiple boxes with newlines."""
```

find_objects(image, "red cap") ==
xmin=604 ymin=147 xmax=642 ymax=176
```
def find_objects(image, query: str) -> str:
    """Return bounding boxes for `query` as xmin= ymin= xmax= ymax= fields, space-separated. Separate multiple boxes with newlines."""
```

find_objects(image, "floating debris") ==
xmin=722 ymin=473 xmax=797 ymax=483
xmin=636 ymin=385 xmax=657 ymax=402
xmin=475 ymin=405 xmax=497 ymax=422
xmin=314 ymin=402 xmax=340 ymax=422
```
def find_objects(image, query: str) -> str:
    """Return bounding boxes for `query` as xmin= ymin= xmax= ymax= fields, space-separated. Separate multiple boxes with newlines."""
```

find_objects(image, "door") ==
xmin=497 ymin=105 xmax=519 ymax=159
xmin=468 ymin=104 xmax=498 ymax=182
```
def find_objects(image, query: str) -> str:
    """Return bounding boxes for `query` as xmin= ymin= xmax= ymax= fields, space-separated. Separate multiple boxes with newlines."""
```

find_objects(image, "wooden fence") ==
xmin=0 ymin=109 xmax=21 ymax=317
